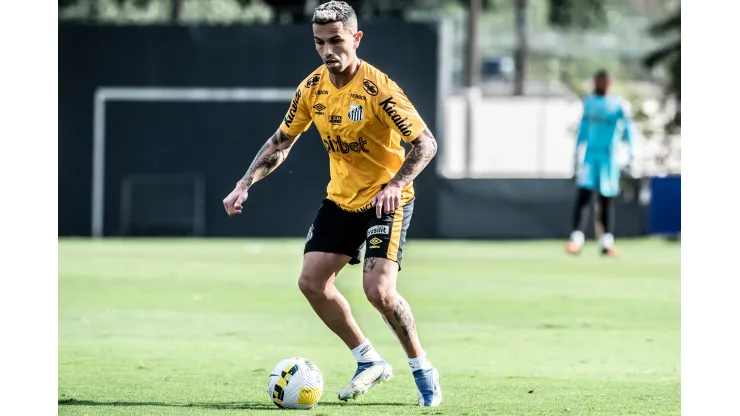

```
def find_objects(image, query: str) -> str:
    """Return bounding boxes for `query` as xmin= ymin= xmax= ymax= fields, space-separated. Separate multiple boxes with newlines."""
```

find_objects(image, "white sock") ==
xmin=600 ymin=233 xmax=614 ymax=249
xmin=570 ymin=230 xmax=585 ymax=246
xmin=408 ymin=353 xmax=433 ymax=371
xmin=351 ymin=339 xmax=382 ymax=363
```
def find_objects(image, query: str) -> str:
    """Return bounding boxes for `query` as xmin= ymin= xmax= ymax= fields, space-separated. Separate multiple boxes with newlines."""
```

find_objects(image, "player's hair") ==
xmin=594 ymin=69 xmax=610 ymax=79
xmin=312 ymin=1 xmax=358 ymax=30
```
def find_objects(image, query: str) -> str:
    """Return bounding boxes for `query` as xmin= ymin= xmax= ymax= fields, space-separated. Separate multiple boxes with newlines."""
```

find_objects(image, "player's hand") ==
xmin=223 ymin=184 xmax=249 ymax=217
xmin=372 ymin=184 xmax=402 ymax=218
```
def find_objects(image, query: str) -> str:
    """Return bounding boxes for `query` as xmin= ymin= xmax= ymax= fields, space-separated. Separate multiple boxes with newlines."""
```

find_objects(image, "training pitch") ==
xmin=59 ymin=238 xmax=680 ymax=415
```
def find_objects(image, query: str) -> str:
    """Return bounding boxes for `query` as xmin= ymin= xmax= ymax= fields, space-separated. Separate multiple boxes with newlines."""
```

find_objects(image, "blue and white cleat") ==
xmin=338 ymin=360 xmax=393 ymax=401
xmin=413 ymin=367 xmax=442 ymax=406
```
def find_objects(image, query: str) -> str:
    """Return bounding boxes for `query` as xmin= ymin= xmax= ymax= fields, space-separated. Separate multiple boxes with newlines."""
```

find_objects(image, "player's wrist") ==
xmin=236 ymin=179 xmax=251 ymax=191
xmin=386 ymin=181 xmax=404 ymax=191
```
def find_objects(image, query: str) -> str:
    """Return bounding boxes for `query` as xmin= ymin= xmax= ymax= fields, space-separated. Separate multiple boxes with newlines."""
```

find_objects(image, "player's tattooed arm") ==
xmin=388 ymin=129 xmax=438 ymax=189
xmin=237 ymin=129 xmax=299 ymax=190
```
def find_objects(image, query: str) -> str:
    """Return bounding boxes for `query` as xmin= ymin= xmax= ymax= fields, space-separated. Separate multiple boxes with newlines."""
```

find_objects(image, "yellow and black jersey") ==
xmin=279 ymin=60 xmax=427 ymax=212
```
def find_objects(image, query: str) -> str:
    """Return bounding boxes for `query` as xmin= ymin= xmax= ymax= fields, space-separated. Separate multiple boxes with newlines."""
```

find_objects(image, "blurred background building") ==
xmin=58 ymin=0 xmax=681 ymax=240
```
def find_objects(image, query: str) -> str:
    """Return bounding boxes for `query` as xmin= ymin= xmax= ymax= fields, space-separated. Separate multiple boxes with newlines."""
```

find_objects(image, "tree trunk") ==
xmin=513 ymin=0 xmax=529 ymax=96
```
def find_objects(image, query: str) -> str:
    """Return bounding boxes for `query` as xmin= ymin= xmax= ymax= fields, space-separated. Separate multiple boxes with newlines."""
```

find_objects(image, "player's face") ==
xmin=594 ymin=75 xmax=611 ymax=94
xmin=313 ymin=22 xmax=362 ymax=74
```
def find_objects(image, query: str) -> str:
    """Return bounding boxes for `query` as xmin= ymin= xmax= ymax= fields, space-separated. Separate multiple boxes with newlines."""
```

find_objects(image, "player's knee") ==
xmin=297 ymin=273 xmax=326 ymax=299
xmin=364 ymin=284 xmax=396 ymax=312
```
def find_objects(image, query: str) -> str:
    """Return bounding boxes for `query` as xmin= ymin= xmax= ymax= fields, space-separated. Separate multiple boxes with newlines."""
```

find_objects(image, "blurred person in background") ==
xmin=566 ymin=70 xmax=635 ymax=257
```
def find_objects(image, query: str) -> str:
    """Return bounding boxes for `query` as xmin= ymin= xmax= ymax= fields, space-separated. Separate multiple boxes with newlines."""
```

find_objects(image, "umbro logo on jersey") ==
xmin=348 ymin=104 xmax=363 ymax=122
xmin=313 ymin=103 xmax=326 ymax=115
xmin=330 ymin=115 xmax=342 ymax=124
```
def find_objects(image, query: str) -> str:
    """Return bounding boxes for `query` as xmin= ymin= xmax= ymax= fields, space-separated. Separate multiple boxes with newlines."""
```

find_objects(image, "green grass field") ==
xmin=58 ymin=238 xmax=680 ymax=415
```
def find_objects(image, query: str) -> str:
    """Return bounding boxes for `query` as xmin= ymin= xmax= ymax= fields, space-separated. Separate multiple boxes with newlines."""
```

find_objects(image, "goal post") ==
xmin=91 ymin=87 xmax=296 ymax=238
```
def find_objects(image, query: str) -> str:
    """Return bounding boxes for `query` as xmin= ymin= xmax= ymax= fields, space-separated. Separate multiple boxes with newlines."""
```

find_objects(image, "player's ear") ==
xmin=353 ymin=31 xmax=363 ymax=49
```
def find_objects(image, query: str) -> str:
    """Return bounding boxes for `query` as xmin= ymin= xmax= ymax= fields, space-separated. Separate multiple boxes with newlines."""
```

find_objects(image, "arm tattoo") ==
xmin=270 ymin=129 xmax=293 ymax=147
xmin=388 ymin=133 xmax=437 ymax=189
xmin=240 ymin=132 xmax=292 ymax=188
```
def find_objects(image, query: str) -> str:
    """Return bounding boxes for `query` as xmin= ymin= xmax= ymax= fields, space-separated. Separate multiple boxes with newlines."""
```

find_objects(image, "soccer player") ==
xmin=221 ymin=0 xmax=441 ymax=407
xmin=566 ymin=70 xmax=635 ymax=257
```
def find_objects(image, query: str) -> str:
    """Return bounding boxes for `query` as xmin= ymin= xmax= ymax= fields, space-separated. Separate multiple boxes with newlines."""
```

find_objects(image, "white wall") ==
xmin=441 ymin=95 xmax=584 ymax=178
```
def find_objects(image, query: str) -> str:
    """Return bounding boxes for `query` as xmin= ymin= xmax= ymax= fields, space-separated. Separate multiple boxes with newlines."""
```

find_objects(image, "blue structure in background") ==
xmin=649 ymin=176 xmax=681 ymax=234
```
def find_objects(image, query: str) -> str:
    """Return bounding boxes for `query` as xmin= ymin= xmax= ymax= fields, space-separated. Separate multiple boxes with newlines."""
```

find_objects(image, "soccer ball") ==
xmin=267 ymin=357 xmax=324 ymax=409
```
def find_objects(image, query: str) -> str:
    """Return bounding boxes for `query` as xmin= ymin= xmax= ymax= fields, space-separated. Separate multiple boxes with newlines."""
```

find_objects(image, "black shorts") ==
xmin=304 ymin=198 xmax=414 ymax=269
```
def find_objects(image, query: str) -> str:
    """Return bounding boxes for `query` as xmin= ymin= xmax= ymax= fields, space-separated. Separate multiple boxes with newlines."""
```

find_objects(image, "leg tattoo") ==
xmin=363 ymin=257 xmax=378 ymax=274
xmin=392 ymin=296 xmax=417 ymax=338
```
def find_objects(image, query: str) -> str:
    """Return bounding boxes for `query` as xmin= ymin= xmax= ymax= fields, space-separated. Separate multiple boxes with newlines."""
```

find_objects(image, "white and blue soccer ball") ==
xmin=267 ymin=357 xmax=324 ymax=409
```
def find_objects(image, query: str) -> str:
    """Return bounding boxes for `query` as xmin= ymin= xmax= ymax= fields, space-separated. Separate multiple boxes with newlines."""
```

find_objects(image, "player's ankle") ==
xmin=351 ymin=338 xmax=383 ymax=363
xmin=570 ymin=230 xmax=585 ymax=246
xmin=600 ymin=233 xmax=614 ymax=249
xmin=408 ymin=353 xmax=433 ymax=371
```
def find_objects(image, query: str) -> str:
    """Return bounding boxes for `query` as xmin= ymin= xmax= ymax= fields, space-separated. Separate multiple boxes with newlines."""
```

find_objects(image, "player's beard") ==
xmin=324 ymin=60 xmax=344 ymax=74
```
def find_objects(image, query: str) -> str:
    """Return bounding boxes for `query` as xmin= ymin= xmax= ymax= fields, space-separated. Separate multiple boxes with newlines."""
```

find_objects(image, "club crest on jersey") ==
xmin=348 ymin=104 xmax=363 ymax=122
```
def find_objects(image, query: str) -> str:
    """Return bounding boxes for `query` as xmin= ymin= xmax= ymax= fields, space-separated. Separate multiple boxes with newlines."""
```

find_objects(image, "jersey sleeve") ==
xmin=279 ymin=86 xmax=313 ymax=137
xmin=375 ymin=79 xmax=428 ymax=142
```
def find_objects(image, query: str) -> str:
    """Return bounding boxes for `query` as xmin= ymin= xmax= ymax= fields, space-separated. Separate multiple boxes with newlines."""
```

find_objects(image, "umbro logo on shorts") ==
xmin=369 ymin=237 xmax=383 ymax=248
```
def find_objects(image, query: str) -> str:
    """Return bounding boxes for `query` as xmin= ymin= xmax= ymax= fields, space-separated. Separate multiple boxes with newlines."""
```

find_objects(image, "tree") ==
xmin=548 ymin=0 xmax=607 ymax=29
xmin=643 ymin=9 xmax=680 ymax=133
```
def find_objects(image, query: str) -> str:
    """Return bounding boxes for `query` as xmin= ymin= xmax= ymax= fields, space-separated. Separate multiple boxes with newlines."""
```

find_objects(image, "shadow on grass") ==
xmin=58 ymin=398 xmax=412 ymax=410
